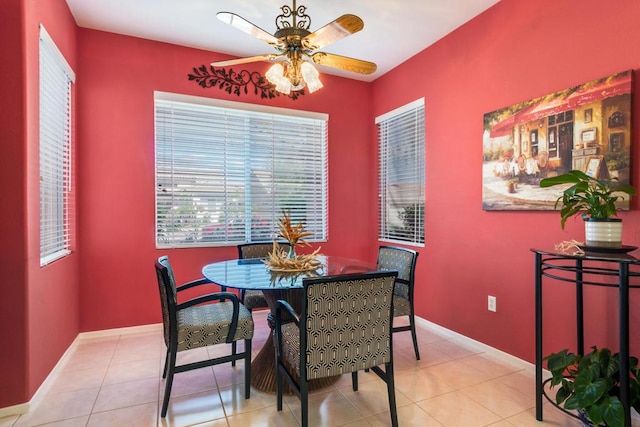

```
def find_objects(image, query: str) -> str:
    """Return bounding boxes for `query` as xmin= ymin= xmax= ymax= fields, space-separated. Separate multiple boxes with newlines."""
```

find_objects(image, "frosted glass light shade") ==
xmin=266 ymin=61 xmax=324 ymax=94
xmin=301 ymin=62 xmax=323 ymax=93
xmin=266 ymin=63 xmax=292 ymax=94
xmin=265 ymin=63 xmax=284 ymax=83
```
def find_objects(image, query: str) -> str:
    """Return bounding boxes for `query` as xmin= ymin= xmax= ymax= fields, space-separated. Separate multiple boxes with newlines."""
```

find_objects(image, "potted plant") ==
xmin=545 ymin=347 xmax=640 ymax=427
xmin=539 ymin=170 xmax=636 ymax=247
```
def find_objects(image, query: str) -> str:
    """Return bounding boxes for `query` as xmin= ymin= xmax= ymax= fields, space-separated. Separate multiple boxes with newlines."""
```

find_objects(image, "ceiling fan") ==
xmin=211 ymin=0 xmax=377 ymax=94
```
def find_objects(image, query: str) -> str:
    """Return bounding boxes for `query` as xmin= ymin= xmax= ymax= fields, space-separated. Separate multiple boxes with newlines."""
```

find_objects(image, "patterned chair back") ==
xmin=155 ymin=256 xmax=177 ymax=347
xmin=300 ymin=271 xmax=398 ymax=380
xmin=377 ymin=246 xmax=418 ymax=300
xmin=237 ymin=242 xmax=291 ymax=259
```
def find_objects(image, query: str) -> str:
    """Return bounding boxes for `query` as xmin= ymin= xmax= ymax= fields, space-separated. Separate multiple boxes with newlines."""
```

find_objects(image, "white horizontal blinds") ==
xmin=155 ymin=94 xmax=327 ymax=248
xmin=247 ymin=115 xmax=327 ymax=242
xmin=377 ymin=99 xmax=425 ymax=245
xmin=39 ymin=26 xmax=75 ymax=266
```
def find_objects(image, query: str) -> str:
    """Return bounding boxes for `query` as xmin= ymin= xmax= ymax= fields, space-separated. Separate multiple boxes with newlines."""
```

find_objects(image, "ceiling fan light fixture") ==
xmin=266 ymin=59 xmax=322 ymax=94
xmin=301 ymin=61 xmax=323 ymax=93
xmin=266 ymin=63 xmax=292 ymax=94
xmin=214 ymin=1 xmax=375 ymax=96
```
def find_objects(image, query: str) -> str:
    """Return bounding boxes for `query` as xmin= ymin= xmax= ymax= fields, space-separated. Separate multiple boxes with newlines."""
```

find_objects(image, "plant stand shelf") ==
xmin=532 ymin=248 xmax=640 ymax=426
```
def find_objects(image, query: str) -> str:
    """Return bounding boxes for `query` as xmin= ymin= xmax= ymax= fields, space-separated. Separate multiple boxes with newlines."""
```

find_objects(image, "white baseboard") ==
xmin=0 ymin=402 xmax=29 ymax=419
xmin=0 ymin=323 xmax=163 ymax=418
xmin=77 ymin=323 xmax=162 ymax=339
xmin=414 ymin=316 xmax=537 ymax=374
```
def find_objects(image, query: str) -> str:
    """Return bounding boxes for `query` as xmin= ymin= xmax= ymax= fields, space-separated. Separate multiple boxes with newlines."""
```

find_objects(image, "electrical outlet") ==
xmin=488 ymin=295 xmax=497 ymax=312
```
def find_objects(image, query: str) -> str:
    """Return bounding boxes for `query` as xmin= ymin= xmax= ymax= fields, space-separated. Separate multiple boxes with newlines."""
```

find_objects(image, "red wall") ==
xmin=0 ymin=0 xmax=80 ymax=408
xmin=0 ymin=0 xmax=29 ymax=407
xmin=25 ymin=0 xmax=81 ymax=404
xmin=4 ymin=0 xmax=640 ymax=410
xmin=372 ymin=0 xmax=640 ymax=361
xmin=75 ymin=29 xmax=375 ymax=331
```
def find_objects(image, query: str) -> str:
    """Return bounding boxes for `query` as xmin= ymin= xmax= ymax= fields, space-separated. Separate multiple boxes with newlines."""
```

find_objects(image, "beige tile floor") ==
xmin=1 ymin=310 xmax=637 ymax=427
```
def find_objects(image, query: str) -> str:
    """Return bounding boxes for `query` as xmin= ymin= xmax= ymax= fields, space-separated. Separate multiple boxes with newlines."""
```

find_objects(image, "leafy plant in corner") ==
xmin=545 ymin=347 xmax=640 ymax=427
xmin=539 ymin=170 xmax=636 ymax=229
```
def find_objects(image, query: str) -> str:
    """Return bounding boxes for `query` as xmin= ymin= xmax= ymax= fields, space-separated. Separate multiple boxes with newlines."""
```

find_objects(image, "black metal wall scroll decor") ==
xmin=187 ymin=66 xmax=305 ymax=100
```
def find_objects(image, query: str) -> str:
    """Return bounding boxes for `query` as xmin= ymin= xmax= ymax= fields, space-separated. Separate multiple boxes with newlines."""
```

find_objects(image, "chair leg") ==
xmin=409 ymin=314 xmax=420 ymax=360
xmin=231 ymin=341 xmax=237 ymax=367
xmin=301 ymin=380 xmax=309 ymax=427
xmin=162 ymin=347 xmax=170 ymax=378
xmin=161 ymin=347 xmax=177 ymax=417
xmin=385 ymin=362 xmax=398 ymax=427
xmin=244 ymin=339 xmax=251 ymax=399
xmin=352 ymin=371 xmax=358 ymax=392
xmin=276 ymin=362 xmax=283 ymax=411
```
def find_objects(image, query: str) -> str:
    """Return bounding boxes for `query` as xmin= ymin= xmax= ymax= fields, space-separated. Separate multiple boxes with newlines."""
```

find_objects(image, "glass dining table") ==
xmin=202 ymin=255 xmax=378 ymax=393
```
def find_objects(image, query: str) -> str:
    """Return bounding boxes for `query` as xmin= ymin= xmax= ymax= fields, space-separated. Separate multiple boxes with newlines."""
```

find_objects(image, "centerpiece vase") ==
xmin=287 ymin=244 xmax=296 ymax=259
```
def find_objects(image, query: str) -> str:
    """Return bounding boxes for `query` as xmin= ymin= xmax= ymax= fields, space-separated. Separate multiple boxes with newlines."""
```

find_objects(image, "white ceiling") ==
xmin=65 ymin=0 xmax=500 ymax=82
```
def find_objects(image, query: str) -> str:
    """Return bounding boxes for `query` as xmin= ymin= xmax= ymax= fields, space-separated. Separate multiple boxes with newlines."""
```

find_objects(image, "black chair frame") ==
xmin=274 ymin=271 xmax=399 ymax=427
xmin=379 ymin=245 xmax=421 ymax=360
xmin=155 ymin=257 xmax=252 ymax=417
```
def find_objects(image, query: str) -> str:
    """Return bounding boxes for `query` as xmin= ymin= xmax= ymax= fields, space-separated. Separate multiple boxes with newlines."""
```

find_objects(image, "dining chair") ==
xmin=377 ymin=245 xmax=421 ymax=360
xmin=274 ymin=271 xmax=399 ymax=427
xmin=236 ymin=242 xmax=291 ymax=311
xmin=154 ymin=256 xmax=254 ymax=417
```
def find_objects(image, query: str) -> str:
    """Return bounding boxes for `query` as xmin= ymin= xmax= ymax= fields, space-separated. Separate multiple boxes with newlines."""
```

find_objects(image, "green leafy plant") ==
xmin=545 ymin=347 xmax=640 ymax=427
xmin=539 ymin=170 xmax=636 ymax=229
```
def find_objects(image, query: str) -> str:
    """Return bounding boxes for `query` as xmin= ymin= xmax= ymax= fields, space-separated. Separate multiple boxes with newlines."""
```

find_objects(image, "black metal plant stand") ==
xmin=533 ymin=248 xmax=640 ymax=426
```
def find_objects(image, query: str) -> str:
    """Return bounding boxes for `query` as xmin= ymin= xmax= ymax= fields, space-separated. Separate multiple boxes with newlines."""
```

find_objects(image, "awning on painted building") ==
xmin=489 ymin=104 xmax=535 ymax=138
xmin=514 ymin=95 xmax=571 ymax=124
xmin=489 ymin=114 xmax=517 ymax=137
xmin=488 ymin=71 xmax=632 ymax=138
xmin=566 ymin=70 xmax=632 ymax=108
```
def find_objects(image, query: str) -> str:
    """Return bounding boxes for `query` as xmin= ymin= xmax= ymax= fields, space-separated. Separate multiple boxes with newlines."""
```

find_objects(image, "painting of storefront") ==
xmin=482 ymin=70 xmax=632 ymax=211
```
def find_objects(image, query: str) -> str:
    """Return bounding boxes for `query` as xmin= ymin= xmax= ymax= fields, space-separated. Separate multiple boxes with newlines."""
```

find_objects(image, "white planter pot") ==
xmin=584 ymin=218 xmax=623 ymax=248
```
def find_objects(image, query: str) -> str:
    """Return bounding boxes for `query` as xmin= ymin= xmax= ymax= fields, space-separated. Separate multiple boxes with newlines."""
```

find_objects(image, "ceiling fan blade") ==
xmin=311 ymin=52 xmax=377 ymax=75
xmin=302 ymin=14 xmax=364 ymax=51
xmin=211 ymin=54 xmax=282 ymax=67
xmin=217 ymin=12 xmax=284 ymax=49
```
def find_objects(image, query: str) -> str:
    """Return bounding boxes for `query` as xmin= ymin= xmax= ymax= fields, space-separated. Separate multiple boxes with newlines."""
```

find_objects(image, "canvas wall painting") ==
xmin=482 ymin=70 xmax=633 ymax=210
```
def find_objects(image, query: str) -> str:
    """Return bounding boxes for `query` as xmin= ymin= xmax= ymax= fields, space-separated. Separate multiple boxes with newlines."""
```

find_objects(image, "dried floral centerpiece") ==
xmin=263 ymin=210 xmax=322 ymax=272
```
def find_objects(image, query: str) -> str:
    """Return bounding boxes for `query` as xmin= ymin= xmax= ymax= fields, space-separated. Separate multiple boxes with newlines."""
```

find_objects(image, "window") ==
xmin=377 ymin=99 xmax=425 ymax=245
xmin=39 ymin=26 xmax=75 ymax=266
xmin=154 ymin=92 xmax=328 ymax=248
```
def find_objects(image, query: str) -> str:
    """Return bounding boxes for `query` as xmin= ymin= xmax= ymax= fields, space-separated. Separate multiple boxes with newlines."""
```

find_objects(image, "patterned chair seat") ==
xmin=392 ymin=295 xmax=411 ymax=317
xmin=241 ymin=290 xmax=269 ymax=311
xmin=177 ymin=302 xmax=253 ymax=352
xmin=279 ymin=322 xmax=301 ymax=375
